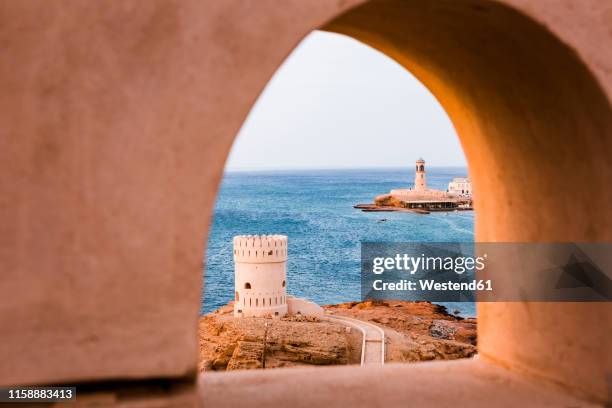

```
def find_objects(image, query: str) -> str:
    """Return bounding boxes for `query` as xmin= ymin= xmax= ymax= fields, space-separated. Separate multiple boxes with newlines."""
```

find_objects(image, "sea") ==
xmin=202 ymin=167 xmax=476 ymax=317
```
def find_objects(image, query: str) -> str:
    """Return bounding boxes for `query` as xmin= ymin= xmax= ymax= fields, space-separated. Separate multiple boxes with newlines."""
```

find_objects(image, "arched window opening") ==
xmin=202 ymin=28 xmax=477 ymax=374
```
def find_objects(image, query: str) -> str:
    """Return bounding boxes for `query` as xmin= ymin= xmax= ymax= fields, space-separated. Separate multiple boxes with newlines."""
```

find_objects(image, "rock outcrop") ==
xmin=198 ymin=303 xmax=361 ymax=371
xmin=199 ymin=300 xmax=477 ymax=372
xmin=325 ymin=300 xmax=477 ymax=362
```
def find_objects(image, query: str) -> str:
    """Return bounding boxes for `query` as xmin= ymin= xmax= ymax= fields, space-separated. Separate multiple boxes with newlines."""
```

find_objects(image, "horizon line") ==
xmin=225 ymin=165 xmax=469 ymax=173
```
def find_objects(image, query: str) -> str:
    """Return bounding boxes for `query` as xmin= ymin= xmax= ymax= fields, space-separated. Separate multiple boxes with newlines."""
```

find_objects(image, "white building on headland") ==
xmin=372 ymin=158 xmax=473 ymax=212
xmin=448 ymin=177 xmax=472 ymax=196
xmin=233 ymin=234 xmax=323 ymax=318
xmin=389 ymin=158 xmax=447 ymax=200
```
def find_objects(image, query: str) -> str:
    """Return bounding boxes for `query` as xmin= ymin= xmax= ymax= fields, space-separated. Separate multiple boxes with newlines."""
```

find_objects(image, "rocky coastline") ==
xmin=198 ymin=300 xmax=477 ymax=372
xmin=354 ymin=194 xmax=473 ymax=214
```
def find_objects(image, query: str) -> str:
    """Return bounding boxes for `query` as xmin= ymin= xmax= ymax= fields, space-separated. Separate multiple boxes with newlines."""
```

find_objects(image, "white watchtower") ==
xmin=233 ymin=234 xmax=288 ymax=318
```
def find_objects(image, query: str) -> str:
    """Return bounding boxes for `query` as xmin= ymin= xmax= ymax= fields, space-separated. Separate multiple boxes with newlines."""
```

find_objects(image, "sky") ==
xmin=225 ymin=31 xmax=466 ymax=171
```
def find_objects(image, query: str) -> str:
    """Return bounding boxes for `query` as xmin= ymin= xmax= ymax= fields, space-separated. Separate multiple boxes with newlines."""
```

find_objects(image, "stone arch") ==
xmin=318 ymin=1 xmax=611 ymax=401
xmin=202 ymin=0 xmax=611 ymax=403
xmin=1 ymin=0 xmax=610 ymax=405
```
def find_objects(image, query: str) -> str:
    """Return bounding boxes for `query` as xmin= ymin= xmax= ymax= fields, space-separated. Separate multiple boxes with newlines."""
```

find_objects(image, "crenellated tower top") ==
xmin=233 ymin=234 xmax=288 ymax=263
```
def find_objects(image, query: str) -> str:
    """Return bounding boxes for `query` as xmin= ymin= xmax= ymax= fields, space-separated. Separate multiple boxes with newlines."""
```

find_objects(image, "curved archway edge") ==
xmin=0 ymin=0 xmax=610 ymax=405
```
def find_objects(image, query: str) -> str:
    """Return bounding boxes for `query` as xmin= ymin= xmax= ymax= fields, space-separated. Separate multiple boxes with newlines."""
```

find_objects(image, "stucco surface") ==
xmin=0 ymin=0 xmax=363 ymax=386
xmin=199 ymin=359 xmax=599 ymax=408
xmin=1 ymin=0 xmax=610 ymax=405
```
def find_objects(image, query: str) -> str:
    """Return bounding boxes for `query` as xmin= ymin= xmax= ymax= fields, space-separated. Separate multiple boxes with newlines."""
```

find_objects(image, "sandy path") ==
xmin=325 ymin=315 xmax=385 ymax=366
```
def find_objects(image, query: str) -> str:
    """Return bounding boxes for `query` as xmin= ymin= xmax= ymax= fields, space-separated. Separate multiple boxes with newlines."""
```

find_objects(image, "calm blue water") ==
xmin=202 ymin=168 xmax=475 ymax=317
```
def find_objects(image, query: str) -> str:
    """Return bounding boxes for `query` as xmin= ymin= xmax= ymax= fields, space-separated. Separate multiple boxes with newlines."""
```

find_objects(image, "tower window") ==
xmin=282 ymin=280 xmax=286 ymax=287
xmin=244 ymin=282 xmax=251 ymax=289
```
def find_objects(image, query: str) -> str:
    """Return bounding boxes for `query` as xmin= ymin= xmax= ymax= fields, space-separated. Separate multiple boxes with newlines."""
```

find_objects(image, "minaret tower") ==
xmin=414 ymin=158 xmax=426 ymax=191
